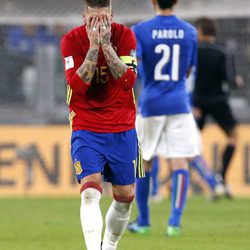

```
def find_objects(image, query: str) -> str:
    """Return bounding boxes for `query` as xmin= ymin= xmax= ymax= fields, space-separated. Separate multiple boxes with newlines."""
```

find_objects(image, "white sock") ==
xmin=102 ymin=200 xmax=132 ymax=250
xmin=80 ymin=187 xmax=103 ymax=250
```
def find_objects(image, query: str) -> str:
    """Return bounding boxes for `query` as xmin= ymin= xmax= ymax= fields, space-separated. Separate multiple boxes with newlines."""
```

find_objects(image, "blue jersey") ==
xmin=132 ymin=15 xmax=197 ymax=117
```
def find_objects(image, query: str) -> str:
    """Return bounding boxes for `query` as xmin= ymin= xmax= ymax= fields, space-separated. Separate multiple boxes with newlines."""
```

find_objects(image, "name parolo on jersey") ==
xmin=152 ymin=29 xmax=185 ymax=40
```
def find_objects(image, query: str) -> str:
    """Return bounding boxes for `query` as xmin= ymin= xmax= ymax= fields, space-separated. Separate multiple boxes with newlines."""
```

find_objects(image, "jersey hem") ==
xmin=141 ymin=110 xmax=191 ymax=117
xmin=72 ymin=124 xmax=135 ymax=133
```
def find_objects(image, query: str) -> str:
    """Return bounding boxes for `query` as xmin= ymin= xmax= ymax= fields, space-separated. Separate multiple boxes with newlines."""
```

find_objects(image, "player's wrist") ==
xmin=89 ymin=44 xmax=100 ymax=50
xmin=101 ymin=43 xmax=112 ymax=49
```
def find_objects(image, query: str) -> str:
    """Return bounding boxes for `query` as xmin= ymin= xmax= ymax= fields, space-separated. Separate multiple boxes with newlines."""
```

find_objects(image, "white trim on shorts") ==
xmin=136 ymin=113 xmax=200 ymax=161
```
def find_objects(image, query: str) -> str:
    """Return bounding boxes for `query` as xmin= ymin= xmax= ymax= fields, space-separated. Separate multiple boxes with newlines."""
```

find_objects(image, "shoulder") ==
xmin=174 ymin=17 xmax=197 ymax=37
xmin=214 ymin=43 xmax=231 ymax=55
xmin=131 ymin=19 xmax=155 ymax=43
xmin=61 ymin=25 xmax=86 ymax=48
xmin=199 ymin=42 xmax=229 ymax=56
xmin=112 ymin=22 xmax=136 ymax=41
xmin=175 ymin=17 xmax=195 ymax=29
xmin=132 ymin=18 xmax=154 ymax=32
xmin=112 ymin=22 xmax=133 ymax=36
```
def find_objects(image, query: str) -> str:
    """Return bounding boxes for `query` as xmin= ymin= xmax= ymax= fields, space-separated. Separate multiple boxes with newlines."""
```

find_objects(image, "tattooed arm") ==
xmin=102 ymin=45 xmax=128 ymax=80
xmin=76 ymin=47 xmax=99 ymax=83
xmin=100 ymin=16 xmax=128 ymax=80
xmin=76 ymin=15 xmax=100 ymax=83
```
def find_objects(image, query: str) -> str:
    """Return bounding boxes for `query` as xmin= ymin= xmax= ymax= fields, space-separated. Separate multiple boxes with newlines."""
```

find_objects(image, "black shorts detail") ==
xmin=195 ymin=100 xmax=237 ymax=136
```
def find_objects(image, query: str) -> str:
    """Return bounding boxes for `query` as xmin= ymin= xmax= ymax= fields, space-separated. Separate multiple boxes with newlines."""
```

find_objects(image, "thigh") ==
xmin=164 ymin=113 xmax=200 ymax=158
xmin=104 ymin=129 xmax=144 ymax=186
xmin=211 ymin=101 xmax=237 ymax=136
xmin=136 ymin=114 xmax=166 ymax=161
xmin=71 ymin=130 xmax=107 ymax=183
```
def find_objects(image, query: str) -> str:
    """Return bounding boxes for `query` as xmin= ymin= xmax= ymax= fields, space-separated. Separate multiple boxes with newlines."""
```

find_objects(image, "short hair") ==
xmin=156 ymin=0 xmax=177 ymax=10
xmin=84 ymin=0 xmax=110 ymax=8
xmin=195 ymin=17 xmax=217 ymax=37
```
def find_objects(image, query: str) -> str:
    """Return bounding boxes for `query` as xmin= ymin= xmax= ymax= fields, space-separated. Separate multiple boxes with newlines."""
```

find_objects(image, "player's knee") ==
xmin=113 ymin=195 xmax=134 ymax=214
xmin=113 ymin=194 xmax=134 ymax=203
xmin=80 ymin=182 xmax=102 ymax=203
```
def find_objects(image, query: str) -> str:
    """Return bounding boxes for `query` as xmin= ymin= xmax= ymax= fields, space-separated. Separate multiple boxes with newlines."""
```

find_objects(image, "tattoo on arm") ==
xmin=77 ymin=48 xmax=99 ymax=83
xmin=102 ymin=45 xmax=128 ymax=79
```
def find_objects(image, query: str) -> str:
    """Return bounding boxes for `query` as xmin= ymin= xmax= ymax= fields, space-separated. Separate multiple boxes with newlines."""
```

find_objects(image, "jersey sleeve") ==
xmin=131 ymin=25 xmax=143 ymax=61
xmin=60 ymin=34 xmax=91 ymax=96
xmin=187 ymin=29 xmax=198 ymax=106
xmin=115 ymin=27 xmax=137 ymax=91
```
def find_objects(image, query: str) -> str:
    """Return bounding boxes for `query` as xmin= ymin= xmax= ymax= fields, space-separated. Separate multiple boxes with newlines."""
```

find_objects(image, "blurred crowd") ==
xmin=0 ymin=24 xmax=66 ymax=105
xmin=0 ymin=19 xmax=249 ymax=123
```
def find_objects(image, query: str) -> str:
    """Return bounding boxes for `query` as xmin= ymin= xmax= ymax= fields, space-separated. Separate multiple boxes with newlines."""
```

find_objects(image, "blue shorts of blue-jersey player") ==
xmin=71 ymin=129 xmax=144 ymax=250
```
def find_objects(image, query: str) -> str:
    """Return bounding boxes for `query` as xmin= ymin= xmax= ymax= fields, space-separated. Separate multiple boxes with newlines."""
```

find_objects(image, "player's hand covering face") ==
xmin=84 ymin=7 xmax=112 ymax=48
xmin=86 ymin=15 xmax=101 ymax=48
xmin=100 ymin=15 xmax=111 ymax=46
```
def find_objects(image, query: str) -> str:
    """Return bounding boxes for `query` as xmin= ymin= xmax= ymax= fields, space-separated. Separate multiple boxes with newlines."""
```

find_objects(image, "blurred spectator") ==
xmin=6 ymin=24 xmax=66 ymax=55
xmin=44 ymin=24 xmax=66 ymax=46
xmin=0 ymin=26 xmax=26 ymax=104
xmin=47 ymin=24 xmax=67 ymax=104
xmin=6 ymin=25 xmax=38 ymax=61
xmin=2 ymin=24 xmax=66 ymax=106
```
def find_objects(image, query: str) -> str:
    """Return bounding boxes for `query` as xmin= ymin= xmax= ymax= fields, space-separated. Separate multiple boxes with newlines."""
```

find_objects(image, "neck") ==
xmin=156 ymin=8 xmax=174 ymax=16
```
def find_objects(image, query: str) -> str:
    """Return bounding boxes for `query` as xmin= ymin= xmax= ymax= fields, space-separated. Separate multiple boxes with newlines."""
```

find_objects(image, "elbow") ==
xmin=67 ymin=73 xmax=90 ymax=95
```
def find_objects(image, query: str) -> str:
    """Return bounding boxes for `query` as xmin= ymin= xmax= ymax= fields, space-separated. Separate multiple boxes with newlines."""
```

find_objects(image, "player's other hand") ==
xmin=100 ymin=15 xmax=111 ymax=47
xmin=86 ymin=15 xmax=100 ymax=49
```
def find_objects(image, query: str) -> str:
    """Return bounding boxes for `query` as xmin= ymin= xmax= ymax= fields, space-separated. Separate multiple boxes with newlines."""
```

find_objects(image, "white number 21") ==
xmin=154 ymin=44 xmax=180 ymax=82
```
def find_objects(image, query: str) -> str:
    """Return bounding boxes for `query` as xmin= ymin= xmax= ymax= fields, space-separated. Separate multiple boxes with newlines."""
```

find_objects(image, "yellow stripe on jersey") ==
xmin=132 ymin=89 xmax=136 ymax=104
xmin=66 ymin=85 xmax=73 ymax=106
xmin=66 ymin=86 xmax=70 ymax=105
xmin=69 ymin=110 xmax=76 ymax=131
xmin=119 ymin=56 xmax=137 ymax=74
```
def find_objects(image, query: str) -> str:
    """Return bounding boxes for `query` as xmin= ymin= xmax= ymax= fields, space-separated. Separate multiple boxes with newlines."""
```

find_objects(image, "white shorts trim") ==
xmin=136 ymin=113 xmax=200 ymax=161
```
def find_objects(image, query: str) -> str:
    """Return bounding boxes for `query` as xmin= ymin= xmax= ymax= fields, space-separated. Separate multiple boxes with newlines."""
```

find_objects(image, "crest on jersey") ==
xmin=65 ymin=56 xmax=74 ymax=70
xmin=74 ymin=161 xmax=83 ymax=175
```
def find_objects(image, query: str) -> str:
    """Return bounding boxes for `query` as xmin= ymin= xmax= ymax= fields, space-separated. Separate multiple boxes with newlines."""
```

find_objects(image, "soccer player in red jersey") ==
xmin=61 ymin=0 xmax=144 ymax=249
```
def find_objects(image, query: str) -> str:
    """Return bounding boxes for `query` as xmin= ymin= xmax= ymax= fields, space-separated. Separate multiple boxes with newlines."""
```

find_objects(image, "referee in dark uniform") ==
xmin=193 ymin=17 xmax=244 ymax=197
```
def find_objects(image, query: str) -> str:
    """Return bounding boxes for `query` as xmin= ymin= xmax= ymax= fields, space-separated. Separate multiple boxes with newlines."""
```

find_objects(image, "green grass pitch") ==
xmin=1 ymin=196 xmax=250 ymax=250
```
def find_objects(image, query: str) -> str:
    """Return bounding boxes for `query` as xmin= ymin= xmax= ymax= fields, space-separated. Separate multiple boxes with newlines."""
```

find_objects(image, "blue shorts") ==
xmin=71 ymin=129 xmax=144 ymax=186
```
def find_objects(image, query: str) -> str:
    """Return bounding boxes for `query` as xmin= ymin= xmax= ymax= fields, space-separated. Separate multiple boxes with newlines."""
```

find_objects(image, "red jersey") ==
xmin=61 ymin=23 xmax=137 ymax=132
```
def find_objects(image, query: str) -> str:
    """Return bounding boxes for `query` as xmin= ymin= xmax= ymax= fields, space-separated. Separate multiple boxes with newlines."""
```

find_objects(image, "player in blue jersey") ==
xmin=128 ymin=0 xmax=200 ymax=237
